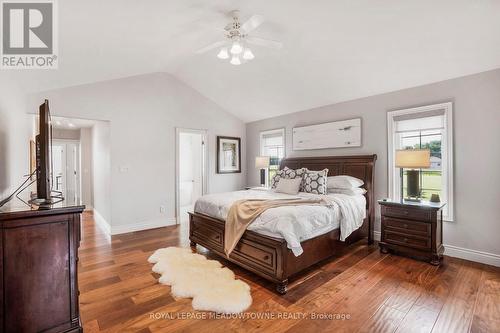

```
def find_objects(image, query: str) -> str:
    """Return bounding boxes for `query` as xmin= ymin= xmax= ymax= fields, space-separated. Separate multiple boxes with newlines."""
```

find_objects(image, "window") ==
xmin=260 ymin=128 xmax=285 ymax=186
xmin=387 ymin=102 xmax=454 ymax=221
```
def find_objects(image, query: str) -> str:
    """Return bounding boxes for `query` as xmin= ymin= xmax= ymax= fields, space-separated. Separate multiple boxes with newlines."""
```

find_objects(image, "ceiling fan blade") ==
xmin=246 ymin=37 xmax=283 ymax=50
xmin=195 ymin=40 xmax=227 ymax=54
xmin=240 ymin=14 xmax=264 ymax=34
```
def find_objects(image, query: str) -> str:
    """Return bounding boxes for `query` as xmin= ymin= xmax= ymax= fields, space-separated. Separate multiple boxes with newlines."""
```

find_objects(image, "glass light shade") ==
xmin=217 ymin=47 xmax=229 ymax=59
xmin=255 ymin=156 xmax=270 ymax=169
xmin=395 ymin=149 xmax=431 ymax=168
xmin=230 ymin=41 xmax=243 ymax=55
xmin=230 ymin=55 xmax=241 ymax=65
xmin=242 ymin=48 xmax=255 ymax=60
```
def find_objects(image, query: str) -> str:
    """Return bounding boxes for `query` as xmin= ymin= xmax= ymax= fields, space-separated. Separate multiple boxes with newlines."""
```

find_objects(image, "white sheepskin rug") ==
xmin=148 ymin=247 xmax=252 ymax=314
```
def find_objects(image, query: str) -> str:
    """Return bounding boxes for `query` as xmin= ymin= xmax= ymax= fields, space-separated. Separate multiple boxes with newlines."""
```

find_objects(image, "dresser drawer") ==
xmin=383 ymin=217 xmax=430 ymax=237
xmin=384 ymin=230 xmax=431 ymax=250
xmin=230 ymin=238 xmax=277 ymax=275
xmin=382 ymin=205 xmax=431 ymax=222
xmin=190 ymin=216 xmax=223 ymax=251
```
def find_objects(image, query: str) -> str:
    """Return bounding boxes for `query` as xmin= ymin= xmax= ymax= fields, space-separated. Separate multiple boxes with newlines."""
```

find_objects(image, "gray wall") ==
xmin=91 ymin=122 xmax=111 ymax=224
xmin=80 ymin=127 xmax=93 ymax=209
xmin=52 ymin=128 xmax=81 ymax=140
xmin=246 ymin=69 xmax=500 ymax=257
xmin=28 ymin=72 xmax=246 ymax=232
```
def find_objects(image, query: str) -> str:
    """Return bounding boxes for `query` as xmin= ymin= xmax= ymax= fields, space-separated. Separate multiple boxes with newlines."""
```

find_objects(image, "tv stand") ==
xmin=0 ymin=201 xmax=85 ymax=332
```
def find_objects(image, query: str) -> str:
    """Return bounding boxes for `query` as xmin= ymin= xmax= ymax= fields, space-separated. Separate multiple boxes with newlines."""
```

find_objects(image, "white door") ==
xmin=176 ymin=129 xmax=207 ymax=224
xmin=65 ymin=142 xmax=80 ymax=203
xmin=52 ymin=144 xmax=66 ymax=195
xmin=52 ymin=140 xmax=81 ymax=204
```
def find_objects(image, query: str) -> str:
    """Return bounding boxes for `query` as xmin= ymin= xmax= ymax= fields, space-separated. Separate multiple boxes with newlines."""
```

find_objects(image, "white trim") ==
xmin=111 ymin=217 xmax=176 ymax=235
xmin=93 ymin=209 xmax=111 ymax=235
xmin=175 ymin=127 xmax=208 ymax=225
xmin=387 ymin=102 xmax=454 ymax=221
xmin=444 ymin=244 xmax=500 ymax=267
xmin=84 ymin=205 xmax=93 ymax=211
xmin=373 ymin=230 xmax=381 ymax=241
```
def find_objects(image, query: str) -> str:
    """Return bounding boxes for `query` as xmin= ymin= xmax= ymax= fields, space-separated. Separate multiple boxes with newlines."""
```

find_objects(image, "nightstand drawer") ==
xmin=384 ymin=230 xmax=431 ymax=250
xmin=383 ymin=217 xmax=430 ymax=237
xmin=382 ymin=205 xmax=431 ymax=222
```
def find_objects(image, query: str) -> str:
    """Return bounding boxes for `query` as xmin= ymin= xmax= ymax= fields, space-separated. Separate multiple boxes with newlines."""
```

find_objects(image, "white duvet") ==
xmin=194 ymin=188 xmax=366 ymax=256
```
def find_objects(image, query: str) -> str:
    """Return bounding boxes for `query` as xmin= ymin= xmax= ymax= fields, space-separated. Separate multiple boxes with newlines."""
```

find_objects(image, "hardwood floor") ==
xmin=79 ymin=211 xmax=500 ymax=333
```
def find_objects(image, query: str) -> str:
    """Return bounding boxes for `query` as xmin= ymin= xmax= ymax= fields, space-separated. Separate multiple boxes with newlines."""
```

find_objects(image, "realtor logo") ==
xmin=1 ymin=0 xmax=58 ymax=69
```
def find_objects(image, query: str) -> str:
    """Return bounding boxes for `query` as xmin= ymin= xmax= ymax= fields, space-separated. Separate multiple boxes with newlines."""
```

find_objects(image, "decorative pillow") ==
xmin=270 ymin=167 xmax=306 ymax=189
xmin=302 ymin=168 xmax=329 ymax=194
xmin=328 ymin=187 xmax=367 ymax=196
xmin=275 ymin=178 xmax=302 ymax=195
xmin=327 ymin=175 xmax=364 ymax=189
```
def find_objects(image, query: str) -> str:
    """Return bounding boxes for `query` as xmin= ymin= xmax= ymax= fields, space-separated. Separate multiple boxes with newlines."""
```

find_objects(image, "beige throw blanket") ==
xmin=224 ymin=198 xmax=328 ymax=256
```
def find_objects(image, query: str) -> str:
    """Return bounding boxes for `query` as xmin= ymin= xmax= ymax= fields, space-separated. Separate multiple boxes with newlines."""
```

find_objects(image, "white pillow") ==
xmin=328 ymin=187 xmax=367 ymax=196
xmin=327 ymin=175 xmax=364 ymax=189
xmin=275 ymin=178 xmax=302 ymax=195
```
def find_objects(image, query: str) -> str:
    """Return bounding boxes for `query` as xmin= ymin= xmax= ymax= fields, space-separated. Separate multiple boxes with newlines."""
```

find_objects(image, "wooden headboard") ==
xmin=279 ymin=155 xmax=377 ymax=243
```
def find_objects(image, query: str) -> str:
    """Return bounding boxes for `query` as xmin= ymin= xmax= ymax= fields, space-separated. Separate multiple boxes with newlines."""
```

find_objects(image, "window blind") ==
xmin=394 ymin=109 xmax=445 ymax=133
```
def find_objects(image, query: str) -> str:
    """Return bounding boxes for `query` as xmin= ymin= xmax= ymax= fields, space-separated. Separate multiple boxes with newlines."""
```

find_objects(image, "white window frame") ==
xmin=387 ymin=102 xmax=454 ymax=221
xmin=259 ymin=128 xmax=286 ymax=186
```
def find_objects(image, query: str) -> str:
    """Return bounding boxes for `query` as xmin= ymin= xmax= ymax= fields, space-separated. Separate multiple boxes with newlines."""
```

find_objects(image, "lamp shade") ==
xmin=395 ymin=149 xmax=431 ymax=168
xmin=255 ymin=156 xmax=270 ymax=169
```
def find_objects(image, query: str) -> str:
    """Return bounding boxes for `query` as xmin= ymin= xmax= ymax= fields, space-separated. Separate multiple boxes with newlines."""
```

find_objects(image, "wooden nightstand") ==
xmin=378 ymin=199 xmax=446 ymax=265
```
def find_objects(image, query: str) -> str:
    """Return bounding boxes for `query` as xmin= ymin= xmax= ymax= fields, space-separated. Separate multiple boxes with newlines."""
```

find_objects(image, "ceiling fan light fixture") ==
xmin=230 ymin=41 xmax=243 ymax=55
xmin=217 ymin=47 xmax=229 ymax=59
xmin=242 ymin=48 xmax=255 ymax=60
xmin=230 ymin=55 xmax=242 ymax=65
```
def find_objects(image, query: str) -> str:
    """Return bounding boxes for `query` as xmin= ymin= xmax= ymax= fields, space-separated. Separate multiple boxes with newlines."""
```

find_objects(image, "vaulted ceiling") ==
xmin=4 ymin=0 xmax=500 ymax=122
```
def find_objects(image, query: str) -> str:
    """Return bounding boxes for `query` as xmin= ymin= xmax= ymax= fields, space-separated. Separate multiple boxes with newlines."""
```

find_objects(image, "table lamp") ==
xmin=395 ymin=149 xmax=430 ymax=202
xmin=255 ymin=156 xmax=270 ymax=186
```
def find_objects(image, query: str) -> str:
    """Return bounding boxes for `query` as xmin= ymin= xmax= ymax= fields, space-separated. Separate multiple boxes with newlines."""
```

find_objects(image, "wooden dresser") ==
xmin=378 ymin=199 xmax=445 ymax=265
xmin=0 ymin=201 xmax=85 ymax=333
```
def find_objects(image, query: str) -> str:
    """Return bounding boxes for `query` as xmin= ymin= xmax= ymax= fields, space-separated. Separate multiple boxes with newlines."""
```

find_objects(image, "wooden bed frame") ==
xmin=189 ymin=155 xmax=377 ymax=294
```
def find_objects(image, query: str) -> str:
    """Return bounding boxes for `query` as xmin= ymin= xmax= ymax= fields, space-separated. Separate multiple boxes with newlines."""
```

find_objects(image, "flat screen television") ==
xmin=31 ymin=99 xmax=52 ymax=204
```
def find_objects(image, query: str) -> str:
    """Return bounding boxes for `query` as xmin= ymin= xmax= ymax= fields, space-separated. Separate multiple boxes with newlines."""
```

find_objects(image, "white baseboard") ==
xmin=444 ymin=244 xmax=500 ymax=267
xmin=93 ymin=209 xmax=111 ymax=235
xmin=111 ymin=217 xmax=176 ymax=235
xmin=372 ymin=230 xmax=499 ymax=267
xmin=84 ymin=205 xmax=93 ymax=212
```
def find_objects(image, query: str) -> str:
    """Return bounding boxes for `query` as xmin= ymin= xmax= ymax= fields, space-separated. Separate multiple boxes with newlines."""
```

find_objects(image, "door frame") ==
xmin=175 ymin=127 xmax=208 ymax=225
xmin=52 ymin=139 xmax=81 ymax=203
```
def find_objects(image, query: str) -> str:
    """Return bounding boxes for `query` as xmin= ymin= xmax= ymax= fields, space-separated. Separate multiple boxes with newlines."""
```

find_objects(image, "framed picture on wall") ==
xmin=217 ymin=136 xmax=241 ymax=174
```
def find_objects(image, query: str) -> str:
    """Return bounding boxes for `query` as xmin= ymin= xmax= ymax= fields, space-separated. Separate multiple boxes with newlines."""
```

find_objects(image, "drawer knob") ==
xmin=404 ymin=224 xmax=408 ymax=228
xmin=404 ymin=238 xmax=408 ymax=242
xmin=403 ymin=211 xmax=408 ymax=215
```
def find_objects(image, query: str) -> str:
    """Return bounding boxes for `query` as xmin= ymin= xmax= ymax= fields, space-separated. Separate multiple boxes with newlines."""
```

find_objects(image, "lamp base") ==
xmin=260 ymin=169 xmax=266 ymax=186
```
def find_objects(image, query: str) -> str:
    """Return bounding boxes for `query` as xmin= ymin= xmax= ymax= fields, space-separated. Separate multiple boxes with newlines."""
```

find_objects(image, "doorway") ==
xmin=52 ymin=140 xmax=80 ymax=204
xmin=176 ymin=128 xmax=207 ymax=225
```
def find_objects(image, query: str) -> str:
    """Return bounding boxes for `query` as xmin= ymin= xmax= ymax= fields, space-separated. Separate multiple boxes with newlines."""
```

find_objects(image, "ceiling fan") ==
xmin=195 ymin=10 xmax=283 ymax=65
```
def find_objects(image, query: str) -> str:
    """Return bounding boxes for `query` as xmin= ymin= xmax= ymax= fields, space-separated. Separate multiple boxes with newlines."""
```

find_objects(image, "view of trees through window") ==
xmin=401 ymin=129 xmax=442 ymax=200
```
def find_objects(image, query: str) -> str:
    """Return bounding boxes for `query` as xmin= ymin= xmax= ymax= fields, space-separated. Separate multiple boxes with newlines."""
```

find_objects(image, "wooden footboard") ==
xmin=189 ymin=211 xmax=367 ymax=294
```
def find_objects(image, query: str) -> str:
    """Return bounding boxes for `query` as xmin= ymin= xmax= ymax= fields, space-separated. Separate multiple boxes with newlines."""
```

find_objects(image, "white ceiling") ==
xmin=4 ymin=0 xmax=500 ymax=122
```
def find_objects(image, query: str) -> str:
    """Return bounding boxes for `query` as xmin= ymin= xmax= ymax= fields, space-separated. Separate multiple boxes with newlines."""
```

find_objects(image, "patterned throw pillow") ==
xmin=302 ymin=168 xmax=329 ymax=194
xmin=271 ymin=167 xmax=306 ymax=189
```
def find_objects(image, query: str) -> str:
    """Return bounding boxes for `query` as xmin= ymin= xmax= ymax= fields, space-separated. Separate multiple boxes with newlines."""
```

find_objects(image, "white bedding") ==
xmin=194 ymin=188 xmax=366 ymax=256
